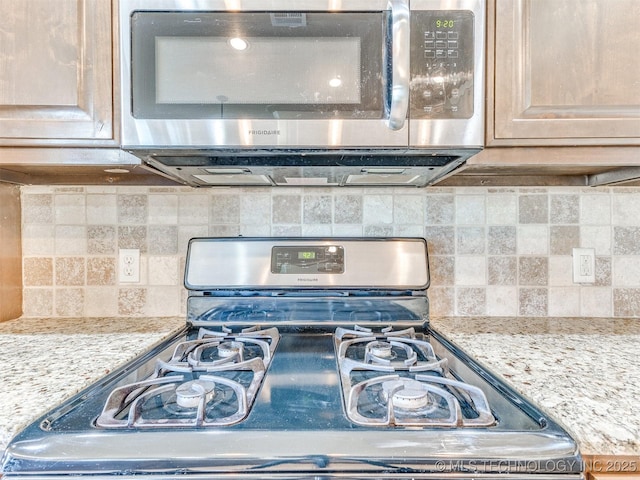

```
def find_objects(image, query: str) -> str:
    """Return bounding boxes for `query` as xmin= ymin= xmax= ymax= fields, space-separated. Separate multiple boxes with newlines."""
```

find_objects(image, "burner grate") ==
xmin=96 ymin=372 xmax=250 ymax=428
xmin=96 ymin=326 xmax=279 ymax=429
xmin=335 ymin=325 xmax=496 ymax=428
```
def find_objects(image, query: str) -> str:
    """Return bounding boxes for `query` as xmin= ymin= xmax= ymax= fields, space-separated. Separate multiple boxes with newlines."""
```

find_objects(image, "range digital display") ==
xmin=271 ymin=245 xmax=344 ymax=274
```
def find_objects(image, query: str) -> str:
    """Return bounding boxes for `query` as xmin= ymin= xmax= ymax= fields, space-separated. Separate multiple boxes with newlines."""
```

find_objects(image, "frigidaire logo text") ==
xmin=249 ymin=129 xmax=280 ymax=135
xmin=297 ymin=278 xmax=319 ymax=282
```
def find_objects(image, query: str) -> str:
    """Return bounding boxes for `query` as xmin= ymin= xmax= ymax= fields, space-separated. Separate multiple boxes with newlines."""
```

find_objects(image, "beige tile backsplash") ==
xmin=19 ymin=185 xmax=640 ymax=318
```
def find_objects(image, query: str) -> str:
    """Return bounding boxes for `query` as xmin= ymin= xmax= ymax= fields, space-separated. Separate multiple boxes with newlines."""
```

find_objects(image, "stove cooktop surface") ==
xmin=93 ymin=322 xmax=502 ymax=431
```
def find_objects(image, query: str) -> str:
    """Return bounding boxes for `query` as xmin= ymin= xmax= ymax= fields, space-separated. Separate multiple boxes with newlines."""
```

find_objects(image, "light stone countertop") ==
xmin=430 ymin=317 xmax=640 ymax=457
xmin=0 ymin=316 xmax=638 ymax=461
xmin=0 ymin=316 xmax=185 ymax=454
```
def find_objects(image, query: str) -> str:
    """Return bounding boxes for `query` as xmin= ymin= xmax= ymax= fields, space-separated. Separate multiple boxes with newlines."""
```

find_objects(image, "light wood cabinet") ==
xmin=583 ymin=455 xmax=640 ymax=480
xmin=488 ymin=0 xmax=640 ymax=146
xmin=0 ymin=183 xmax=21 ymax=322
xmin=589 ymin=475 xmax=640 ymax=480
xmin=0 ymin=0 xmax=114 ymax=145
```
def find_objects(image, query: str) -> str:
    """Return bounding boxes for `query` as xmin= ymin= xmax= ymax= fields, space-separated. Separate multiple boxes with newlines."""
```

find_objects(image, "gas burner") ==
xmin=183 ymin=339 xmax=249 ymax=368
xmin=217 ymin=341 xmax=244 ymax=359
xmin=381 ymin=378 xmax=435 ymax=411
xmin=176 ymin=379 xmax=216 ymax=408
xmin=367 ymin=341 xmax=393 ymax=359
xmin=364 ymin=339 xmax=418 ymax=366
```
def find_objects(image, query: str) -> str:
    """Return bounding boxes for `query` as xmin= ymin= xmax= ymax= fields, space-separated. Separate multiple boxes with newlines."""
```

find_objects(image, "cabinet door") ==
xmin=490 ymin=0 xmax=640 ymax=145
xmin=0 ymin=0 xmax=113 ymax=145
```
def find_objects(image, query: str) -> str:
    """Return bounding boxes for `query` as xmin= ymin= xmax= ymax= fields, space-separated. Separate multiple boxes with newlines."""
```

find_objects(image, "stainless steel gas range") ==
xmin=2 ymin=238 xmax=583 ymax=479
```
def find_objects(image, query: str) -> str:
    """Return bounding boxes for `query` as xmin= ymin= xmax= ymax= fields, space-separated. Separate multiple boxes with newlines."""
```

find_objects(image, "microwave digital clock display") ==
xmin=435 ymin=19 xmax=455 ymax=28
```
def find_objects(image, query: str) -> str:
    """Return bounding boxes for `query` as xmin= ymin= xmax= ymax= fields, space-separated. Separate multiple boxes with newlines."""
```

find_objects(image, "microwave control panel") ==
xmin=410 ymin=10 xmax=475 ymax=119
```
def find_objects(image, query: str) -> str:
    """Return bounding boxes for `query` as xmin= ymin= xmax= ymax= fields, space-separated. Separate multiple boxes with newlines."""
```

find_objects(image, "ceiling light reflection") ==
xmin=229 ymin=37 xmax=249 ymax=50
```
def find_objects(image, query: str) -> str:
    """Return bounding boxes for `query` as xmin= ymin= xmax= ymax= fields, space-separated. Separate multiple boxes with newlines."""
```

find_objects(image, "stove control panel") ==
xmin=271 ymin=245 xmax=344 ymax=274
xmin=185 ymin=238 xmax=429 ymax=289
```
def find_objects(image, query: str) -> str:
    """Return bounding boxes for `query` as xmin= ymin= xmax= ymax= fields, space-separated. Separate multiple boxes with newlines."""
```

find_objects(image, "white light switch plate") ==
xmin=572 ymin=248 xmax=595 ymax=284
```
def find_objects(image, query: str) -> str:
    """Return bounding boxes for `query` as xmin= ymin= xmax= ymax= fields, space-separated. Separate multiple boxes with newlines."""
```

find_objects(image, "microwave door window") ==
xmin=155 ymin=37 xmax=362 ymax=107
xmin=131 ymin=12 xmax=386 ymax=120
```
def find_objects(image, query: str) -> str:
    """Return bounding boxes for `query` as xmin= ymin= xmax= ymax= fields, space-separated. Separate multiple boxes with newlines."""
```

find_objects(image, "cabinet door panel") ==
xmin=0 ymin=0 xmax=113 ymax=144
xmin=492 ymin=0 xmax=640 ymax=145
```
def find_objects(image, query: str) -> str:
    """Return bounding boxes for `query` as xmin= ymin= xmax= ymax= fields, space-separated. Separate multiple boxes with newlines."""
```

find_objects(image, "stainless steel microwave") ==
xmin=119 ymin=0 xmax=486 ymax=187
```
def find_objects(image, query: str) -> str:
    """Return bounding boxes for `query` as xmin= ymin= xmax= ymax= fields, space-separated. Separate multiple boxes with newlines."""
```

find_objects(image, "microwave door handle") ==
xmin=386 ymin=0 xmax=410 ymax=131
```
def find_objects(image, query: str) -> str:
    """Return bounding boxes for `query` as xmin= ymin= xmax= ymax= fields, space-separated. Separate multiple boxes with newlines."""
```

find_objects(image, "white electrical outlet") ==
xmin=118 ymin=248 xmax=140 ymax=283
xmin=572 ymin=248 xmax=595 ymax=284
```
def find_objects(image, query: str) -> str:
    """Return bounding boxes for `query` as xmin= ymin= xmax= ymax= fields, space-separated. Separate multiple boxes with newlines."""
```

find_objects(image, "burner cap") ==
xmin=368 ymin=341 xmax=393 ymax=359
xmin=176 ymin=379 xmax=216 ymax=408
xmin=218 ymin=341 xmax=243 ymax=358
xmin=382 ymin=379 xmax=431 ymax=410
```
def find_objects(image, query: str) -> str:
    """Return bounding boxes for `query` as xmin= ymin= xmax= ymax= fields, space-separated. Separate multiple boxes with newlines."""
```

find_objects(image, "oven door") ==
xmin=120 ymin=0 xmax=410 ymax=148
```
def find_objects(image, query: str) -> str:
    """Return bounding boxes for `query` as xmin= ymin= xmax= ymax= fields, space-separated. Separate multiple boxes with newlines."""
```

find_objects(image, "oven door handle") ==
xmin=387 ymin=0 xmax=410 ymax=131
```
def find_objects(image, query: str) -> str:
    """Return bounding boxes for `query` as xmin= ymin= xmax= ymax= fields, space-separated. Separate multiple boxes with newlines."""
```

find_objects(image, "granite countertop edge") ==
xmin=0 ymin=315 xmax=639 ymax=463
